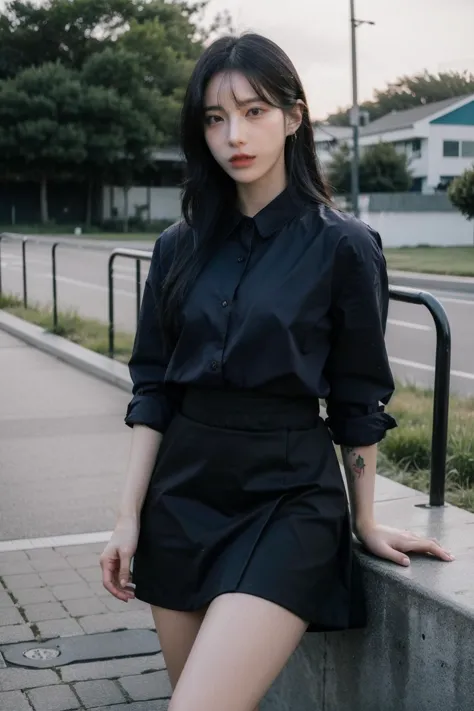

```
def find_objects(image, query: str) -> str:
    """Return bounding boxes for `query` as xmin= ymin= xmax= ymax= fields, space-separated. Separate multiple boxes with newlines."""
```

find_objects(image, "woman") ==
xmin=100 ymin=33 xmax=453 ymax=711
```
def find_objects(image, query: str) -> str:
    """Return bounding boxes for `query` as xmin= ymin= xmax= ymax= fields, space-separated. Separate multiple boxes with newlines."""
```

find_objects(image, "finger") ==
xmin=407 ymin=539 xmax=455 ymax=561
xmin=377 ymin=542 xmax=411 ymax=567
xmin=101 ymin=557 xmax=120 ymax=596
xmin=101 ymin=556 xmax=131 ymax=601
xmin=118 ymin=549 xmax=134 ymax=592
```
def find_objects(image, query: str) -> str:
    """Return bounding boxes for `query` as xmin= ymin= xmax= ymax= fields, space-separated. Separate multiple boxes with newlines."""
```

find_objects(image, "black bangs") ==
xmin=213 ymin=70 xmax=279 ymax=110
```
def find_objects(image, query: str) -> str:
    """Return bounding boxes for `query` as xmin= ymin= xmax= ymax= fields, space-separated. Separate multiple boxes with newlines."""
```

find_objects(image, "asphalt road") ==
xmin=2 ymin=238 xmax=474 ymax=396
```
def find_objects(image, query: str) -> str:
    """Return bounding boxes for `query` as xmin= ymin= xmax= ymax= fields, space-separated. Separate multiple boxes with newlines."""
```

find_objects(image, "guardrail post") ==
xmin=136 ymin=259 xmax=141 ymax=325
xmin=22 ymin=237 xmax=28 ymax=308
xmin=52 ymin=242 xmax=59 ymax=331
xmin=108 ymin=253 xmax=115 ymax=359
xmin=107 ymin=247 xmax=152 ymax=361
xmin=389 ymin=286 xmax=451 ymax=507
xmin=0 ymin=235 xmax=3 ymax=297
xmin=424 ymin=293 xmax=451 ymax=507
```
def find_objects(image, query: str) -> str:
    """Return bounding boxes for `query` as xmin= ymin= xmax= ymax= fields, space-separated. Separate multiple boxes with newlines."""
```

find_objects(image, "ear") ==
xmin=286 ymin=99 xmax=305 ymax=137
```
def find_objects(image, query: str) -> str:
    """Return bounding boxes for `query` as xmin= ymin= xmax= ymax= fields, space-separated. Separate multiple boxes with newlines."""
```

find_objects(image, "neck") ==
xmin=236 ymin=157 xmax=287 ymax=217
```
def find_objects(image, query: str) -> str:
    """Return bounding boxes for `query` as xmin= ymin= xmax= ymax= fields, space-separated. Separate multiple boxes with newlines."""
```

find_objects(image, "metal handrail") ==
xmin=388 ymin=285 xmax=451 ymax=507
xmin=0 ymin=233 xmax=60 ymax=327
xmin=0 ymin=234 xmax=29 ymax=307
xmin=108 ymin=248 xmax=152 ymax=359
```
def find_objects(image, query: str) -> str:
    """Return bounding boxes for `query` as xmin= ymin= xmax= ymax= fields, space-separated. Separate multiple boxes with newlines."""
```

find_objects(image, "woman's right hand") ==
xmin=100 ymin=516 xmax=139 ymax=602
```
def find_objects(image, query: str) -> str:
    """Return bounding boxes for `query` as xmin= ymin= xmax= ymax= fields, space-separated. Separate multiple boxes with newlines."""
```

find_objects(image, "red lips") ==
xmin=229 ymin=154 xmax=256 ymax=168
xmin=230 ymin=153 xmax=255 ymax=162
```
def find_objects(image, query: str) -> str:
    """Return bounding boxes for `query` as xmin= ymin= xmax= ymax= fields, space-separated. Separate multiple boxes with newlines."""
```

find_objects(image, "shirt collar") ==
xmin=224 ymin=186 xmax=306 ymax=240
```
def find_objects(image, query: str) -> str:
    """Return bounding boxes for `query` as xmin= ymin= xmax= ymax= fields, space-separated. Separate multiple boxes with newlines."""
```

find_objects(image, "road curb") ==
xmin=0 ymin=310 xmax=132 ymax=393
xmin=388 ymin=270 xmax=474 ymax=294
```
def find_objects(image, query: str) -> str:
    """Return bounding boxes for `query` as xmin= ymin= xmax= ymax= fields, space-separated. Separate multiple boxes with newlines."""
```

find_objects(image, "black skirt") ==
xmin=132 ymin=387 xmax=367 ymax=633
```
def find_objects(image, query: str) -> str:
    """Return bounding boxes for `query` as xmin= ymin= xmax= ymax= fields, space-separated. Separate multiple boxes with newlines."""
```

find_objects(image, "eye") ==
xmin=247 ymin=107 xmax=264 ymax=117
xmin=204 ymin=115 xmax=223 ymax=126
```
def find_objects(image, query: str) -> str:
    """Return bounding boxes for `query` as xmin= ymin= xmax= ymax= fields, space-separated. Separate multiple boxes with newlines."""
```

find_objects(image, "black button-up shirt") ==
xmin=125 ymin=188 xmax=397 ymax=446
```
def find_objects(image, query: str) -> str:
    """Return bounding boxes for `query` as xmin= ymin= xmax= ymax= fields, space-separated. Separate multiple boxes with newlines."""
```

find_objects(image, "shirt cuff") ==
xmin=325 ymin=407 xmax=397 ymax=446
xmin=124 ymin=393 xmax=174 ymax=434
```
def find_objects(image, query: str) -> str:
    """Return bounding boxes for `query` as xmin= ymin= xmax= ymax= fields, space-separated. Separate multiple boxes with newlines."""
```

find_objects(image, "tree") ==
xmin=0 ymin=0 xmax=235 ymax=225
xmin=326 ymin=70 xmax=474 ymax=126
xmin=327 ymin=142 xmax=412 ymax=195
xmin=325 ymin=143 xmax=352 ymax=194
xmin=448 ymin=167 xmax=474 ymax=221
xmin=0 ymin=0 xmax=224 ymax=81
xmin=0 ymin=60 xmax=162 ymax=224
xmin=0 ymin=63 xmax=88 ymax=223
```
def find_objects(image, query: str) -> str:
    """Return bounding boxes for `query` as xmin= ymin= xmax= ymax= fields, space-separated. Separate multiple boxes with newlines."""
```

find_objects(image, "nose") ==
xmin=228 ymin=116 xmax=246 ymax=148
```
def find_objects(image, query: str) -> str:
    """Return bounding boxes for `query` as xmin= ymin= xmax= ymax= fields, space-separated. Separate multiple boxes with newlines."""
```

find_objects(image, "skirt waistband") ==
xmin=181 ymin=387 xmax=320 ymax=431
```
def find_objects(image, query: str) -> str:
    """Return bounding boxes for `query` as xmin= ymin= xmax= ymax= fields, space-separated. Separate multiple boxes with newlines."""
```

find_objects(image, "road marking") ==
xmin=388 ymin=319 xmax=431 ymax=331
xmin=390 ymin=357 xmax=474 ymax=380
xmin=439 ymin=296 xmax=474 ymax=306
xmin=2 ymin=266 xmax=135 ymax=298
xmin=49 ymin=274 xmax=135 ymax=297
xmin=0 ymin=530 xmax=112 ymax=552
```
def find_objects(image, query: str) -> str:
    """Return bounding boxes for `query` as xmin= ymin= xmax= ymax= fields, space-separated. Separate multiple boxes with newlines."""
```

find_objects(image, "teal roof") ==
xmin=430 ymin=100 xmax=474 ymax=125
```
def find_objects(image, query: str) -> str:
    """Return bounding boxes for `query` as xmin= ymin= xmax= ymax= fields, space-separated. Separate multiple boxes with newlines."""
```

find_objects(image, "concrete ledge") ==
xmin=2 ymin=310 xmax=474 ymax=710
xmin=263 ymin=500 xmax=474 ymax=710
xmin=0 ymin=310 xmax=132 ymax=394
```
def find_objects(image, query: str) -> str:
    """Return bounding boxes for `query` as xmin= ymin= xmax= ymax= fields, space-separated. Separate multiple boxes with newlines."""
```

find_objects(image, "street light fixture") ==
xmin=350 ymin=0 xmax=374 ymax=218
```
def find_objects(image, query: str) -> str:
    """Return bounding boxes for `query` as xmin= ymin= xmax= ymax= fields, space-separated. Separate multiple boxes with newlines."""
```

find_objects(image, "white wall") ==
xmin=103 ymin=186 xmax=181 ymax=221
xmin=425 ymin=124 xmax=474 ymax=191
xmin=325 ymin=122 xmax=474 ymax=193
xmin=360 ymin=209 xmax=474 ymax=247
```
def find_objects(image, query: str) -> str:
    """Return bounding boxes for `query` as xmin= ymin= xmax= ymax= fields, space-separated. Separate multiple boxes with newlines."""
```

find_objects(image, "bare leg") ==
xmin=150 ymin=605 xmax=208 ymax=690
xmin=151 ymin=603 xmax=260 ymax=710
xmin=168 ymin=593 xmax=309 ymax=711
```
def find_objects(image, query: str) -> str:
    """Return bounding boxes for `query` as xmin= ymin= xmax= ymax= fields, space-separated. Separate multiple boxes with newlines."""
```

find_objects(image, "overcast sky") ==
xmin=200 ymin=0 xmax=474 ymax=120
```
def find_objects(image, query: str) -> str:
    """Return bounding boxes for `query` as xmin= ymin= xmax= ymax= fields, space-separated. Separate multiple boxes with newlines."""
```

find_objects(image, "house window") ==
xmin=412 ymin=138 xmax=422 ymax=157
xmin=461 ymin=141 xmax=474 ymax=158
xmin=443 ymin=141 xmax=459 ymax=157
xmin=436 ymin=176 xmax=456 ymax=192
xmin=411 ymin=177 xmax=424 ymax=192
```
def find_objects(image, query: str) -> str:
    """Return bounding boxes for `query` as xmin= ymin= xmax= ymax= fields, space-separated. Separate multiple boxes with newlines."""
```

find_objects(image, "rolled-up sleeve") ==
xmin=324 ymin=226 xmax=397 ymax=446
xmin=124 ymin=237 xmax=174 ymax=434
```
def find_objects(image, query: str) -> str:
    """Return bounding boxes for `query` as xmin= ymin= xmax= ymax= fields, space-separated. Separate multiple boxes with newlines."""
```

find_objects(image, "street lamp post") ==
xmin=349 ymin=0 xmax=374 ymax=218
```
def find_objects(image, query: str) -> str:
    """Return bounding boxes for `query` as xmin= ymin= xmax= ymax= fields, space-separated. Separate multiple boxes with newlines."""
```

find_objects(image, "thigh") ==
xmin=168 ymin=593 xmax=309 ymax=711
xmin=150 ymin=604 xmax=208 ymax=690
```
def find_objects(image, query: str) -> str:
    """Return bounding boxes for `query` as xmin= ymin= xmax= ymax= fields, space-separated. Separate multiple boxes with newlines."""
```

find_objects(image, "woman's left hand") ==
xmin=356 ymin=523 xmax=455 ymax=567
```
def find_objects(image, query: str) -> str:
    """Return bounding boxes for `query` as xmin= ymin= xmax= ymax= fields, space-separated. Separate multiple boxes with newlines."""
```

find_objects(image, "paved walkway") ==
xmin=0 ymin=332 xmax=170 ymax=710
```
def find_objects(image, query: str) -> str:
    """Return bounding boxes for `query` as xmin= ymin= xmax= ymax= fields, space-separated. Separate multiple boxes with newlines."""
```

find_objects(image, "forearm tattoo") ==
xmin=342 ymin=446 xmax=366 ymax=479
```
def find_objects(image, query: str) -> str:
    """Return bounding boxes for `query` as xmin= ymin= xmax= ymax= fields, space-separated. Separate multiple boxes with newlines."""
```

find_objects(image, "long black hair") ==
xmin=160 ymin=32 xmax=332 ymax=347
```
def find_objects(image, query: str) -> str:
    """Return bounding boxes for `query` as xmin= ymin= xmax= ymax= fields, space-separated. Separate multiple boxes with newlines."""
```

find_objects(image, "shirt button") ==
xmin=221 ymin=300 xmax=228 ymax=308
xmin=210 ymin=360 xmax=219 ymax=371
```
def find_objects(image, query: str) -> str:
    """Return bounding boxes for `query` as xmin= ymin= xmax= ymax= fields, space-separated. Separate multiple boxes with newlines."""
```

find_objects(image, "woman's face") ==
xmin=203 ymin=71 xmax=300 ymax=186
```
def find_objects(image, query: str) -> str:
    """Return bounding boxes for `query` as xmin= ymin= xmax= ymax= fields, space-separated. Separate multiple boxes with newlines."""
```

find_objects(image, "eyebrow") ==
xmin=203 ymin=97 xmax=263 ymax=112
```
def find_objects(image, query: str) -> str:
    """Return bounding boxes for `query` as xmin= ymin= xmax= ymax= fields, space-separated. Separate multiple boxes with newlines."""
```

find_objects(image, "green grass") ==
xmin=2 ymin=291 xmax=474 ymax=513
xmin=384 ymin=246 xmax=474 ymax=277
xmin=378 ymin=382 xmax=474 ymax=512
xmin=0 ymin=293 xmax=134 ymax=363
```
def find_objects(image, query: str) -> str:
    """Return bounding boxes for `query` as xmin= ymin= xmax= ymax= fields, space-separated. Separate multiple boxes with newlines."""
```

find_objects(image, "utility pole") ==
xmin=349 ymin=0 xmax=374 ymax=218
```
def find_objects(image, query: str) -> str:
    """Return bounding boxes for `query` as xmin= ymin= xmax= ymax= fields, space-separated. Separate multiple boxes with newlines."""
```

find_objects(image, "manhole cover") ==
xmin=23 ymin=648 xmax=61 ymax=661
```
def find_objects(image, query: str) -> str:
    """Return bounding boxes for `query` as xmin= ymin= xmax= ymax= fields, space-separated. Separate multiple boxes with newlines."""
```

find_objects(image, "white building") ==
xmin=314 ymin=94 xmax=474 ymax=194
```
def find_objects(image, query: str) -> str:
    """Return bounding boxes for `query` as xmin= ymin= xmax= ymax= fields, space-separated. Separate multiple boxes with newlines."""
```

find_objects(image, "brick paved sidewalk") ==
xmin=0 ymin=542 xmax=172 ymax=710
